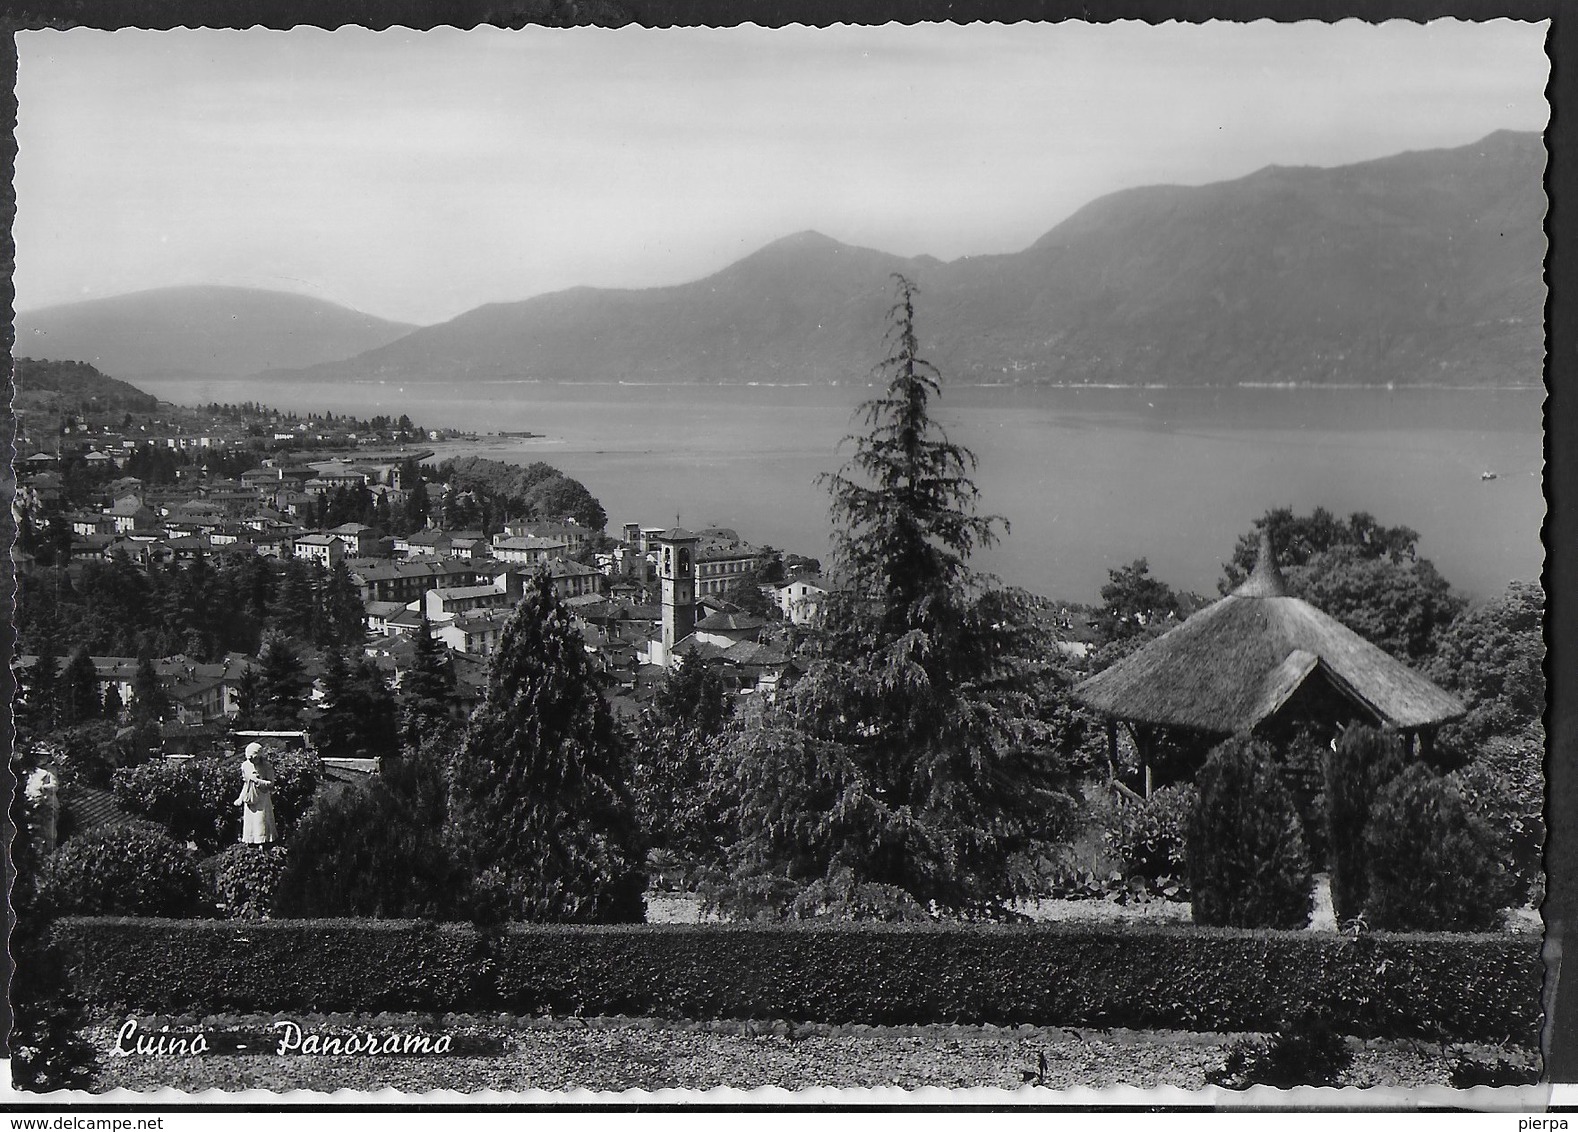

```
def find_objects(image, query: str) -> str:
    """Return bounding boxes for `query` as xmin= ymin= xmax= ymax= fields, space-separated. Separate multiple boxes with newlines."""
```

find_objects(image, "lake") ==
xmin=134 ymin=377 xmax=1545 ymax=604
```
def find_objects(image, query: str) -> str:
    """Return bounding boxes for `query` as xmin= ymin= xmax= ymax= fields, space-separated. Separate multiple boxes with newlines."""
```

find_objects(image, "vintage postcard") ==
xmin=4 ymin=16 xmax=1552 ymax=1108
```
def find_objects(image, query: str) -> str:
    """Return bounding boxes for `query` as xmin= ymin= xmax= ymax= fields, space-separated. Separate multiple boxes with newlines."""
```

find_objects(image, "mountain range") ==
xmin=16 ymin=130 xmax=1546 ymax=389
xmin=13 ymin=285 xmax=416 ymax=380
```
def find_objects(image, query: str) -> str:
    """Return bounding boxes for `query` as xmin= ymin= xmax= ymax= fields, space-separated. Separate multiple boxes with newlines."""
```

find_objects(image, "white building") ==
xmin=292 ymin=533 xmax=347 ymax=567
xmin=776 ymin=575 xmax=829 ymax=625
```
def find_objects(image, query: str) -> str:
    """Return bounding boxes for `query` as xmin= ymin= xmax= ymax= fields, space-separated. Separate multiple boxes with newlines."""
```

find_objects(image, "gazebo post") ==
xmin=1105 ymin=718 xmax=1119 ymax=783
xmin=1119 ymin=720 xmax=1149 ymax=797
xmin=1405 ymin=732 xmax=1418 ymax=759
xmin=1129 ymin=723 xmax=1153 ymax=798
xmin=1142 ymin=730 xmax=1154 ymax=798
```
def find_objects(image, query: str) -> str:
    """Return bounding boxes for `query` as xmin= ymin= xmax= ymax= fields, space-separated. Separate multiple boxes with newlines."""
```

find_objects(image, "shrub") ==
xmin=1206 ymin=1012 xmax=1354 ymax=1090
xmin=1323 ymin=726 xmax=1407 ymax=923
xmin=201 ymin=844 xmax=289 ymax=919
xmin=1273 ymin=726 xmax=1331 ymax=867
xmin=1365 ymin=764 xmax=1504 ymax=932
xmin=1450 ymin=735 xmax=1544 ymax=909
xmin=33 ymin=721 xmax=122 ymax=789
xmin=51 ymin=918 xmax=1542 ymax=1043
xmin=112 ymin=750 xmax=319 ymax=855
xmin=272 ymin=749 xmax=465 ymax=920
xmin=1447 ymin=1044 xmax=1542 ymax=1088
xmin=40 ymin=821 xmax=205 ymax=917
xmin=1102 ymin=782 xmax=1197 ymax=884
xmin=53 ymin=918 xmax=480 ymax=1013
xmin=1187 ymin=736 xmax=1313 ymax=929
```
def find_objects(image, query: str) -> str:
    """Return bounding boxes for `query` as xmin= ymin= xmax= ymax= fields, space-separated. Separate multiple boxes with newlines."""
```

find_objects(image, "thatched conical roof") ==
xmin=1073 ymin=531 xmax=1465 ymax=733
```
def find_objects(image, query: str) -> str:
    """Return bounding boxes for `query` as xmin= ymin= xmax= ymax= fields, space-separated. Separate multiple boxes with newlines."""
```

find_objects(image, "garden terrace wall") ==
xmin=53 ymin=919 xmax=1542 ymax=1044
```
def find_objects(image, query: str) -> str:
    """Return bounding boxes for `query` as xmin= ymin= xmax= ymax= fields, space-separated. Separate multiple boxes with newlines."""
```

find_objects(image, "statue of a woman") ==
xmin=235 ymin=741 xmax=277 ymax=844
xmin=24 ymin=763 xmax=59 ymax=854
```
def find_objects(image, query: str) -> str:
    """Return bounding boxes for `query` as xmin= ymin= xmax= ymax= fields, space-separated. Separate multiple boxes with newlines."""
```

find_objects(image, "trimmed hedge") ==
xmin=53 ymin=919 xmax=476 ymax=1014
xmin=51 ymin=918 xmax=1541 ymax=1045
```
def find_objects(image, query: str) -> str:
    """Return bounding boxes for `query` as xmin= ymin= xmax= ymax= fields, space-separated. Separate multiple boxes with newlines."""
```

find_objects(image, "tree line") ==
xmin=18 ymin=551 xmax=365 ymax=662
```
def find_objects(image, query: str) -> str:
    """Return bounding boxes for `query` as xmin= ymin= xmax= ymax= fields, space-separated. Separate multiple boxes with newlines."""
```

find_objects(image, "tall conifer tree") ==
xmin=253 ymin=632 xmax=312 ymax=729
xmin=23 ymin=633 xmax=61 ymax=737
xmin=401 ymin=618 xmax=458 ymax=748
xmin=449 ymin=572 xmax=645 ymax=922
xmin=715 ymin=275 xmax=1079 ymax=920
xmin=129 ymin=650 xmax=169 ymax=726
xmin=322 ymin=559 xmax=366 ymax=648
xmin=56 ymin=648 xmax=101 ymax=727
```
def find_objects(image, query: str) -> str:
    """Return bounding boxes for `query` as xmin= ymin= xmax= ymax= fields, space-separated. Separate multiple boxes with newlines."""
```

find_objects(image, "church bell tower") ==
xmin=657 ymin=527 xmax=699 ymax=664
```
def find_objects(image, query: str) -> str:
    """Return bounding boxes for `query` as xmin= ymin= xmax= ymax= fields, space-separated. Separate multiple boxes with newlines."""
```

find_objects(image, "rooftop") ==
xmin=1073 ymin=532 xmax=1466 ymax=733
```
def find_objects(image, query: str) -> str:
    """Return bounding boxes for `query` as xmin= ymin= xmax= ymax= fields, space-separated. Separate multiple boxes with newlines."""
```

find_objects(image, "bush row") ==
xmin=53 ymin=917 xmax=1541 ymax=1044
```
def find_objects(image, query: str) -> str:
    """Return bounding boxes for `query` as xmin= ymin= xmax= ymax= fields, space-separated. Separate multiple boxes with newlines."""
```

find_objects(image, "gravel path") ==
xmin=80 ymin=1013 xmax=1467 ymax=1094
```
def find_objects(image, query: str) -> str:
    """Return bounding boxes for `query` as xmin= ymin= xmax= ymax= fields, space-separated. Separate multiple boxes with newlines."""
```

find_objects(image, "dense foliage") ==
xmin=1217 ymin=508 xmax=1464 ymax=662
xmin=1220 ymin=507 xmax=1425 ymax=591
xmin=53 ymin=918 xmax=1542 ymax=1044
xmin=1187 ymin=737 xmax=1312 ymax=929
xmin=433 ymin=455 xmax=608 ymax=532
xmin=314 ymin=648 xmax=400 ymax=758
xmin=15 ymin=356 xmax=161 ymax=412
xmin=1271 ymin=726 xmax=1332 ymax=867
xmin=272 ymin=744 xmax=465 ymax=920
xmin=1364 ymin=764 xmax=1504 ymax=932
xmin=1207 ymin=1013 xmax=1354 ymax=1089
xmin=1322 ymin=726 xmax=1407 ymax=924
xmin=1098 ymin=558 xmax=1187 ymax=641
xmin=1428 ymin=580 xmax=1545 ymax=745
xmin=17 ymin=550 xmax=364 ymax=660
xmin=714 ymin=275 xmax=1080 ymax=921
xmin=650 ymin=648 xmax=731 ymax=735
xmin=1450 ymin=735 xmax=1544 ymax=908
xmin=401 ymin=617 xmax=459 ymax=748
xmin=449 ymin=572 xmax=646 ymax=922
xmin=1291 ymin=545 xmax=1465 ymax=662
xmin=200 ymin=844 xmax=290 ymax=919
xmin=630 ymin=652 xmax=735 ymax=865
xmin=40 ymin=821 xmax=206 ymax=917
xmin=54 ymin=918 xmax=479 ymax=1014
xmin=1102 ymin=782 xmax=1198 ymax=884
xmin=236 ymin=632 xmax=313 ymax=729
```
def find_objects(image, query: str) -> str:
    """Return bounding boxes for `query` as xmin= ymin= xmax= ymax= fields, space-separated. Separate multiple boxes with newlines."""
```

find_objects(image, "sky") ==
xmin=13 ymin=21 xmax=1550 ymax=326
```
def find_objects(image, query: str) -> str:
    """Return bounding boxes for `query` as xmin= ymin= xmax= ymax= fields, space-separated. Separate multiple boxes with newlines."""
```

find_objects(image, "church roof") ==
xmin=696 ymin=611 xmax=766 ymax=632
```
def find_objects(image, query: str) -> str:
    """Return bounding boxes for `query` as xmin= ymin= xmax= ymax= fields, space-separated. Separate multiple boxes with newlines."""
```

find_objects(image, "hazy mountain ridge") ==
xmin=287 ymin=131 xmax=1543 ymax=389
xmin=14 ymin=285 xmax=418 ymax=380
xmin=28 ymin=131 xmax=1547 ymax=390
xmin=917 ymin=129 xmax=1546 ymax=386
xmin=289 ymin=230 xmax=930 ymax=386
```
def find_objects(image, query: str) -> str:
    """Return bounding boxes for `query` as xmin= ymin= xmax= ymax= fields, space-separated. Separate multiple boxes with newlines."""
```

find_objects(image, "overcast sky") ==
xmin=14 ymin=21 xmax=1550 ymax=326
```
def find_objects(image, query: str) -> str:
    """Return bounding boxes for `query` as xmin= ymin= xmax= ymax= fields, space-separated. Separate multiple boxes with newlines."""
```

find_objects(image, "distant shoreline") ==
xmin=143 ymin=375 xmax=1545 ymax=394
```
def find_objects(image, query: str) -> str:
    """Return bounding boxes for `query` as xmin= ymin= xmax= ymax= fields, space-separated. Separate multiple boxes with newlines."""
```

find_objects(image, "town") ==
xmin=9 ymin=357 xmax=851 ymax=773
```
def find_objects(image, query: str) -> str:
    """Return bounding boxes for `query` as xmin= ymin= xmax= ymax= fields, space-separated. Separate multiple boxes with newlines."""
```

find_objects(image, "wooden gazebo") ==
xmin=1073 ymin=531 xmax=1465 ymax=794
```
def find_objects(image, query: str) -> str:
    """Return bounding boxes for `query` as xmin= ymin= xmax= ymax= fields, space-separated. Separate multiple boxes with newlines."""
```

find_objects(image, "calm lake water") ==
xmin=136 ymin=378 xmax=1544 ymax=604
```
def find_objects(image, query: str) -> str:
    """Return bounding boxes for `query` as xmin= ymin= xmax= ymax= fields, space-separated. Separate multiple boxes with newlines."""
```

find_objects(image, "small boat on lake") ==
xmin=1482 ymin=470 xmax=1499 ymax=481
